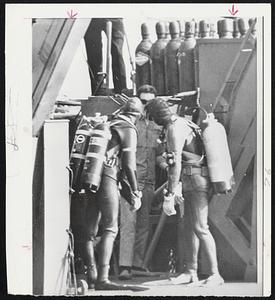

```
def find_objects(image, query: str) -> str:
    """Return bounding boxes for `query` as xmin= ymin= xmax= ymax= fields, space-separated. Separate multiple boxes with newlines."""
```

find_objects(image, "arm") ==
xmin=166 ymin=121 xmax=188 ymax=194
xmin=120 ymin=128 xmax=139 ymax=192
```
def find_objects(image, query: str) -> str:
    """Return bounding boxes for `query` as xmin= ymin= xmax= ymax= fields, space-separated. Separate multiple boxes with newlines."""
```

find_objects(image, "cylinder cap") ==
xmin=178 ymin=20 xmax=185 ymax=37
xmin=219 ymin=19 xmax=233 ymax=38
xmin=199 ymin=20 xmax=210 ymax=37
xmin=238 ymin=18 xmax=247 ymax=36
xmin=169 ymin=21 xmax=180 ymax=38
xmin=185 ymin=21 xmax=195 ymax=37
xmin=156 ymin=21 xmax=166 ymax=37
xmin=141 ymin=23 xmax=150 ymax=37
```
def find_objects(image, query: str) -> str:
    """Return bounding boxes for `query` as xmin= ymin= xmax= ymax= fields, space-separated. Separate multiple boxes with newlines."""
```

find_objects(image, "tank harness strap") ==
xmin=181 ymin=118 xmax=205 ymax=166
xmin=115 ymin=115 xmax=138 ymax=135
xmin=106 ymin=144 xmax=120 ymax=160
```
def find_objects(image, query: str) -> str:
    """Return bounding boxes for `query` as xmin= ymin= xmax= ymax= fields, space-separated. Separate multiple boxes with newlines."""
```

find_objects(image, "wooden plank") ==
xmin=32 ymin=134 xmax=45 ymax=295
xmin=32 ymin=19 xmax=66 ymax=92
xmin=32 ymin=19 xmax=91 ymax=137
xmin=33 ymin=19 xmax=74 ymax=114
xmin=244 ymin=156 xmax=257 ymax=281
xmin=43 ymin=120 xmax=70 ymax=295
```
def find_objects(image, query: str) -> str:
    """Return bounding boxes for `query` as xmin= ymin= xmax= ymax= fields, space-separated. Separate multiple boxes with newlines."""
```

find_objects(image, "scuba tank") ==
xmin=202 ymin=113 xmax=234 ymax=194
xmin=165 ymin=21 xmax=181 ymax=95
xmin=178 ymin=21 xmax=197 ymax=92
xmin=82 ymin=115 xmax=111 ymax=193
xmin=69 ymin=116 xmax=93 ymax=192
xmin=151 ymin=21 xmax=168 ymax=95
xmin=199 ymin=20 xmax=210 ymax=38
xmin=135 ymin=23 xmax=153 ymax=90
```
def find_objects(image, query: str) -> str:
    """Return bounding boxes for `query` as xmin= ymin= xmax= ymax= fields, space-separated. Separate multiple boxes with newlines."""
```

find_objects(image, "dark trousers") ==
xmin=181 ymin=173 xmax=219 ymax=275
xmin=119 ymin=183 xmax=154 ymax=268
xmin=84 ymin=18 xmax=127 ymax=94
xmin=85 ymin=174 xmax=119 ymax=281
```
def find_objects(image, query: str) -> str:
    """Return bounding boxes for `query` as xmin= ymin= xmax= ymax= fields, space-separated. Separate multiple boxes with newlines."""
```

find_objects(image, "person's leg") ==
xmin=118 ymin=196 xmax=136 ymax=279
xmin=184 ymin=192 xmax=200 ymax=274
xmin=190 ymin=186 xmax=224 ymax=285
xmin=84 ymin=19 xmax=104 ymax=94
xmin=85 ymin=190 xmax=101 ymax=288
xmin=110 ymin=19 xmax=127 ymax=93
xmin=96 ymin=175 xmax=119 ymax=283
xmin=171 ymin=192 xmax=199 ymax=284
xmin=132 ymin=183 xmax=154 ymax=269
xmin=190 ymin=190 xmax=219 ymax=275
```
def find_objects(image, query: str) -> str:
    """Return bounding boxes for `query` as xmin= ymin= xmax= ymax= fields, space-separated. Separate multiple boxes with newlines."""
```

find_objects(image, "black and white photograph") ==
xmin=5 ymin=3 xmax=271 ymax=297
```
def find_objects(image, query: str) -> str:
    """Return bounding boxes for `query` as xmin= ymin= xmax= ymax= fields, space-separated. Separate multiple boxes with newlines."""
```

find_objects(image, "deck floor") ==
xmin=86 ymin=276 xmax=262 ymax=297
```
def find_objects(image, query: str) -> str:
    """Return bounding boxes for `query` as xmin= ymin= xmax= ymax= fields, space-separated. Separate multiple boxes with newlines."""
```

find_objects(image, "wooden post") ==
xmin=106 ymin=21 xmax=112 ymax=89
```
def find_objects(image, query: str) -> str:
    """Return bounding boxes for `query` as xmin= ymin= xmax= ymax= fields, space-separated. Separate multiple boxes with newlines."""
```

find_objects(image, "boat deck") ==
xmin=86 ymin=275 xmax=262 ymax=297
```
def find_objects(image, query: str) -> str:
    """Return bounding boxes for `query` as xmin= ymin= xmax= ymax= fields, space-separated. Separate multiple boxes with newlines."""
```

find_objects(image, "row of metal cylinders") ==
xmin=141 ymin=18 xmax=256 ymax=40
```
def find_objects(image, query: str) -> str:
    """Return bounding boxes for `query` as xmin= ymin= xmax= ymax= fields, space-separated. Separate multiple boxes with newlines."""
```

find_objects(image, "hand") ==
xmin=163 ymin=194 xmax=177 ymax=216
xmin=174 ymin=182 xmax=184 ymax=205
xmin=130 ymin=190 xmax=142 ymax=212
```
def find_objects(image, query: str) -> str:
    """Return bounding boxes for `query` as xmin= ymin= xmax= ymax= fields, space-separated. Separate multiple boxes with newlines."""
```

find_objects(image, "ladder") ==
xmin=213 ymin=18 xmax=257 ymax=130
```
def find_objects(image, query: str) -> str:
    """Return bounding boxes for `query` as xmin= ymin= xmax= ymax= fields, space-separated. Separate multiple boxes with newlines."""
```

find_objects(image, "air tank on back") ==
xmin=135 ymin=23 xmax=152 ymax=90
xmin=165 ymin=21 xmax=181 ymax=95
xmin=151 ymin=21 xmax=168 ymax=95
xmin=178 ymin=21 xmax=197 ymax=92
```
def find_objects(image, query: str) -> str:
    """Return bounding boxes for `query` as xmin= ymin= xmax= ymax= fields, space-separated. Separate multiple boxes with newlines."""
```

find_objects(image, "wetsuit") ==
xmin=85 ymin=114 xmax=139 ymax=286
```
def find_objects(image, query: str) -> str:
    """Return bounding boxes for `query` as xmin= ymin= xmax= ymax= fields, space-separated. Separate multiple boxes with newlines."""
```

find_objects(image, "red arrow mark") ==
xmin=67 ymin=9 xmax=78 ymax=19
xmin=228 ymin=4 xmax=239 ymax=16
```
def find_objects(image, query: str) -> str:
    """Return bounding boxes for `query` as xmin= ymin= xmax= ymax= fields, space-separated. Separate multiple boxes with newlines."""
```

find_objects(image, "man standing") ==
xmin=84 ymin=18 xmax=127 ymax=94
xmin=119 ymin=85 xmax=162 ymax=279
xmin=84 ymin=97 xmax=143 ymax=290
xmin=145 ymin=98 xmax=224 ymax=286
